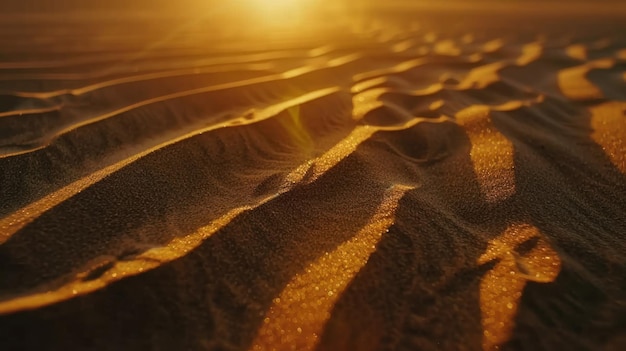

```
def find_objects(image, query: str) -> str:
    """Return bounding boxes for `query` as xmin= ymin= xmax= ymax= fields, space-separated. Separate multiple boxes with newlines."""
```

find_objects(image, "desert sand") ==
xmin=0 ymin=1 xmax=625 ymax=350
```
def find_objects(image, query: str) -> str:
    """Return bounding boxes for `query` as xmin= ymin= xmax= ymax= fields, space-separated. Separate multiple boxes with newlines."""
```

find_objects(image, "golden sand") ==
xmin=0 ymin=2 xmax=625 ymax=350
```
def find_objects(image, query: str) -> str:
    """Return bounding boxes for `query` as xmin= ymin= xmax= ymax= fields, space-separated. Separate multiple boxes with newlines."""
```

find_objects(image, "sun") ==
xmin=242 ymin=0 xmax=317 ymax=25
xmin=246 ymin=0 xmax=308 ymax=12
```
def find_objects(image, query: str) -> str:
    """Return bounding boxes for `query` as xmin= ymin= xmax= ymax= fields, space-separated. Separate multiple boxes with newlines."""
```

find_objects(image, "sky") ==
xmin=0 ymin=0 xmax=621 ymax=13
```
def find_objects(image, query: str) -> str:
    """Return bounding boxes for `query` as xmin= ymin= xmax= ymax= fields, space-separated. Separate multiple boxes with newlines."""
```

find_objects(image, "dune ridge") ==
xmin=1 ymin=6 xmax=626 ymax=351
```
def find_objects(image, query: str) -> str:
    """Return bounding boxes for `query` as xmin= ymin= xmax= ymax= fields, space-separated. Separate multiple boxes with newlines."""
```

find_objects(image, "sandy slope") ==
xmin=0 ymin=4 xmax=625 ymax=351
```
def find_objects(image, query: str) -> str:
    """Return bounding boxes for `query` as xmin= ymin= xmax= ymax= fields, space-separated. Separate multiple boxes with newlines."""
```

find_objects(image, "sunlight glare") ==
xmin=242 ymin=0 xmax=317 ymax=27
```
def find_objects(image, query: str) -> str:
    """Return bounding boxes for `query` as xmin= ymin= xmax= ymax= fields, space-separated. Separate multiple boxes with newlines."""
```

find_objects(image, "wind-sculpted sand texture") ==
xmin=1 ymin=4 xmax=625 ymax=351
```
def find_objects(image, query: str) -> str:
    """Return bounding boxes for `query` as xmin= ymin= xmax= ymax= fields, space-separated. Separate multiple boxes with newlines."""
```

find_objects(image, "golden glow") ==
xmin=282 ymin=104 xmax=314 ymax=153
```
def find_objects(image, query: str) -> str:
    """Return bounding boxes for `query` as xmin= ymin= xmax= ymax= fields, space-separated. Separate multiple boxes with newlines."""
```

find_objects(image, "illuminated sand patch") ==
xmin=456 ymin=105 xmax=515 ymax=203
xmin=558 ymin=59 xmax=614 ymax=101
xmin=478 ymin=224 xmax=561 ymax=350
xmin=251 ymin=184 xmax=412 ymax=351
xmin=590 ymin=102 xmax=626 ymax=174
xmin=565 ymin=44 xmax=587 ymax=61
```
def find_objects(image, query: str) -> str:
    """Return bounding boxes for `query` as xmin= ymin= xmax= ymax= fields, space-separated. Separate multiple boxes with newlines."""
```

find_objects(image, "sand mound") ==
xmin=1 ymin=4 xmax=625 ymax=351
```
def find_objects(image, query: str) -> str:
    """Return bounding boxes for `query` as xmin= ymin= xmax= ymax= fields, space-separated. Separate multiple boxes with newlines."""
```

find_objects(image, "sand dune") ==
xmin=1 ymin=4 xmax=625 ymax=351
